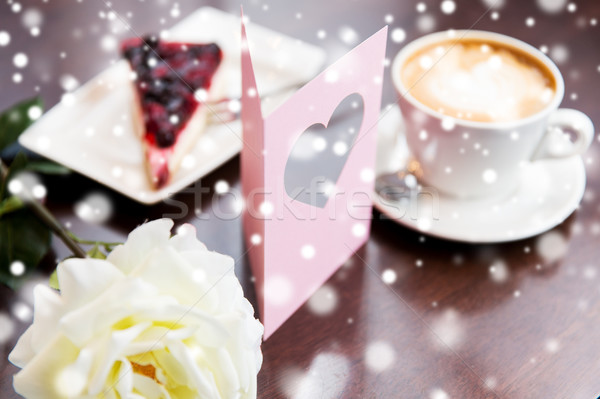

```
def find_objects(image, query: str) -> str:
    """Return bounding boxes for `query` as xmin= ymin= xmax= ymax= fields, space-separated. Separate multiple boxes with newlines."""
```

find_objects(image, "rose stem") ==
xmin=66 ymin=232 xmax=121 ymax=250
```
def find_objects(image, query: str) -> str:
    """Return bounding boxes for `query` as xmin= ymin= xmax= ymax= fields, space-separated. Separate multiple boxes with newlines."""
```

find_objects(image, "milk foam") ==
xmin=401 ymin=41 xmax=555 ymax=123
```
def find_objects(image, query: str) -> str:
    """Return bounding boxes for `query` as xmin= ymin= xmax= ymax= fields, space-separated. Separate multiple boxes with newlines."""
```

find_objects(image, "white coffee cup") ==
xmin=391 ymin=30 xmax=594 ymax=198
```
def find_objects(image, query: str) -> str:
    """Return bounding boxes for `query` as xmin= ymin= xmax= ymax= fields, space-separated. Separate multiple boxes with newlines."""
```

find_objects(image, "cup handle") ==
xmin=531 ymin=108 xmax=594 ymax=161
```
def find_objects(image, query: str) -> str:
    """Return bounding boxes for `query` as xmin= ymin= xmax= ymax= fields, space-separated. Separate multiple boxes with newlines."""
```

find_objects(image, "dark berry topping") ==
xmin=121 ymin=35 xmax=222 ymax=148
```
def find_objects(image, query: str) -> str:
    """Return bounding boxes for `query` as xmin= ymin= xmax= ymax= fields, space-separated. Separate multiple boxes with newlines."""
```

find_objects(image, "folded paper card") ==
xmin=241 ymin=16 xmax=387 ymax=339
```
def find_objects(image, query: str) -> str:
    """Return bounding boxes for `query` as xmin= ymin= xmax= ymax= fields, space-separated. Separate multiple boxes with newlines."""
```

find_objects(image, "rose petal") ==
xmin=60 ymin=278 xmax=158 ymax=346
xmin=152 ymin=347 xmax=189 ymax=388
xmin=132 ymin=246 xmax=203 ymax=305
xmin=25 ymin=285 xmax=63 ymax=358
xmin=213 ymin=347 xmax=240 ymax=396
xmin=169 ymin=223 xmax=207 ymax=252
xmin=136 ymin=304 xmax=229 ymax=347
xmin=120 ymin=325 xmax=195 ymax=357
xmin=53 ymin=347 xmax=94 ymax=397
xmin=180 ymin=249 xmax=234 ymax=280
xmin=107 ymin=219 xmax=174 ymax=274
xmin=132 ymin=373 xmax=171 ymax=399
xmin=114 ymin=358 xmax=133 ymax=397
xmin=13 ymin=335 xmax=80 ymax=399
xmin=215 ymin=314 xmax=262 ymax=394
xmin=58 ymin=258 xmax=124 ymax=308
xmin=167 ymin=340 xmax=219 ymax=398
xmin=8 ymin=327 xmax=35 ymax=369
xmin=87 ymin=322 xmax=151 ymax=394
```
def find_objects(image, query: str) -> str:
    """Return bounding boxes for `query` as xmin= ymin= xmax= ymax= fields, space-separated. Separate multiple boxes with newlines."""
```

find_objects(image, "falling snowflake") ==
xmin=333 ymin=141 xmax=348 ymax=156
xmin=352 ymin=223 xmax=367 ymax=237
xmin=441 ymin=117 xmax=456 ymax=131
xmin=484 ymin=376 xmax=498 ymax=390
xmin=582 ymin=266 xmax=596 ymax=280
xmin=170 ymin=4 xmax=180 ymax=18
xmin=489 ymin=260 xmax=509 ymax=283
xmin=481 ymin=0 xmax=506 ymax=9
xmin=111 ymin=166 xmax=123 ymax=178
xmin=338 ymin=25 xmax=359 ymax=45
xmin=365 ymin=341 xmax=395 ymax=373
xmin=100 ymin=34 xmax=117 ymax=51
xmin=10 ymin=261 xmax=25 ymax=276
xmin=550 ymin=44 xmax=569 ymax=64
xmin=31 ymin=184 xmax=46 ymax=199
xmin=214 ymin=180 xmax=230 ymax=194
xmin=27 ymin=105 xmax=42 ymax=120
xmin=419 ymin=55 xmax=434 ymax=69
xmin=526 ymin=17 xmax=536 ymax=27
xmin=259 ymin=200 xmax=274 ymax=216
xmin=535 ymin=231 xmax=568 ymax=263
xmin=391 ymin=28 xmax=406 ymax=43
xmin=250 ymin=233 xmax=262 ymax=245
xmin=431 ymin=308 xmax=464 ymax=349
xmin=74 ymin=192 xmax=113 ymax=224
xmin=281 ymin=353 xmax=349 ymax=399
xmin=301 ymin=244 xmax=316 ymax=259
xmin=21 ymin=7 xmax=43 ymax=29
xmin=545 ymin=338 xmax=560 ymax=353
xmin=307 ymin=284 xmax=338 ymax=315
xmin=536 ymin=0 xmax=567 ymax=13
xmin=381 ymin=269 xmax=397 ymax=284
xmin=12 ymin=302 xmax=32 ymax=323
xmin=430 ymin=388 xmax=449 ymax=399
xmin=59 ymin=74 xmax=79 ymax=91
xmin=264 ymin=275 xmax=293 ymax=306
xmin=13 ymin=53 xmax=28 ymax=68
xmin=360 ymin=168 xmax=375 ymax=183
xmin=482 ymin=169 xmax=498 ymax=184
xmin=0 ymin=31 xmax=10 ymax=46
xmin=440 ymin=0 xmax=456 ymax=14
xmin=417 ymin=14 xmax=437 ymax=32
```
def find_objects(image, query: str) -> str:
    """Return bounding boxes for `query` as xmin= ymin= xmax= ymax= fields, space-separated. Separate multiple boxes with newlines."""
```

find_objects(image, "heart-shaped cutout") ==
xmin=284 ymin=93 xmax=365 ymax=208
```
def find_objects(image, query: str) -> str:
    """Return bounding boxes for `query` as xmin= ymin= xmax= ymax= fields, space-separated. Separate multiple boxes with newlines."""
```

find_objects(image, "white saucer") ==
xmin=19 ymin=7 xmax=326 ymax=204
xmin=374 ymin=106 xmax=586 ymax=243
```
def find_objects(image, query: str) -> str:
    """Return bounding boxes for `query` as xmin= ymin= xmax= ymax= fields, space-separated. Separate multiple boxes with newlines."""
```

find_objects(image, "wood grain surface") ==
xmin=1 ymin=0 xmax=599 ymax=398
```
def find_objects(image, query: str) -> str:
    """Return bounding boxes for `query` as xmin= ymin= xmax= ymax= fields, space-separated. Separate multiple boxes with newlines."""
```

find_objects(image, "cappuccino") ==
xmin=400 ymin=39 xmax=556 ymax=123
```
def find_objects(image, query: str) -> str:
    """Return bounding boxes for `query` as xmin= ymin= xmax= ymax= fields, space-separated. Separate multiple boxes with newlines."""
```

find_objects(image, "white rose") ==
xmin=9 ymin=219 xmax=263 ymax=399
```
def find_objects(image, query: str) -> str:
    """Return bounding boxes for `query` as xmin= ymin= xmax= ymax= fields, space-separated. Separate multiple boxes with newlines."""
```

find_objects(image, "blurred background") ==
xmin=1 ymin=1 xmax=600 ymax=398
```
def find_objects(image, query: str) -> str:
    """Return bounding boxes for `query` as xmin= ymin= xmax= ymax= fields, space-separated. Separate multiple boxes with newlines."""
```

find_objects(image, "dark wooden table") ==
xmin=1 ymin=0 xmax=600 ymax=398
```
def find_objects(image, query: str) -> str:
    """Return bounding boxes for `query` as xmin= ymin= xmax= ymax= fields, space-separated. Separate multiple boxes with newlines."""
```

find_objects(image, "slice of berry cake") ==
xmin=121 ymin=36 xmax=222 ymax=189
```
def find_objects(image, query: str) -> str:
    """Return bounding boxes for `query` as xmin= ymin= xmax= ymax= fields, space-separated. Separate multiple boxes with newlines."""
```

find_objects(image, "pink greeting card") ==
xmin=241 ymin=18 xmax=387 ymax=339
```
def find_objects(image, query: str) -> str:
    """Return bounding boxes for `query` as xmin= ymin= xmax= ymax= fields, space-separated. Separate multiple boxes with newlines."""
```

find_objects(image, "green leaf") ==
xmin=0 ymin=97 xmax=43 ymax=152
xmin=87 ymin=244 xmax=107 ymax=260
xmin=25 ymin=160 xmax=71 ymax=175
xmin=49 ymin=269 xmax=59 ymax=290
xmin=0 ymin=151 xmax=29 ymax=200
xmin=0 ymin=196 xmax=24 ymax=217
xmin=0 ymin=209 xmax=51 ymax=289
